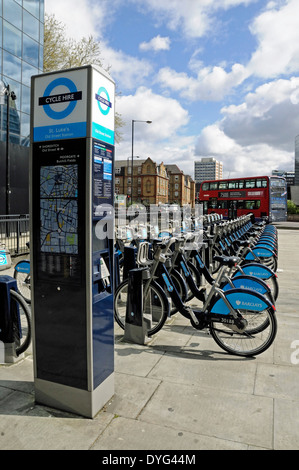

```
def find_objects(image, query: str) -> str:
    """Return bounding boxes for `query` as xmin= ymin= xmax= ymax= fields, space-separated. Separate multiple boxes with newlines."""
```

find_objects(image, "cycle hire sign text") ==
xmin=33 ymin=68 xmax=88 ymax=142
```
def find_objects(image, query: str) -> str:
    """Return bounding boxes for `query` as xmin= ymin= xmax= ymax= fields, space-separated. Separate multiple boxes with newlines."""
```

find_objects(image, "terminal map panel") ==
xmin=32 ymin=139 xmax=86 ymax=283
xmin=40 ymin=164 xmax=79 ymax=254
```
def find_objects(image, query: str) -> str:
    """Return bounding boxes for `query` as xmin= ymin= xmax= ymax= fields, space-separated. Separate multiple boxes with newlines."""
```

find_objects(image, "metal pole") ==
xmin=131 ymin=120 xmax=134 ymax=203
xmin=6 ymin=85 xmax=10 ymax=216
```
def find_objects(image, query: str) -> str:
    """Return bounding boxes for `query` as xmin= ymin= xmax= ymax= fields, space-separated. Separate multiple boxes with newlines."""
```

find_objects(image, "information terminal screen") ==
xmin=93 ymin=138 xmax=114 ymax=213
xmin=32 ymin=139 xmax=86 ymax=284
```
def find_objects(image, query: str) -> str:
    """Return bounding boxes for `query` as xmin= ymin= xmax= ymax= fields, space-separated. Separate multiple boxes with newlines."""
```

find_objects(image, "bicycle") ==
xmin=0 ymin=285 xmax=32 ymax=356
xmin=207 ymin=217 xmax=278 ymax=274
xmin=14 ymin=242 xmax=31 ymax=303
xmin=114 ymin=239 xmax=277 ymax=357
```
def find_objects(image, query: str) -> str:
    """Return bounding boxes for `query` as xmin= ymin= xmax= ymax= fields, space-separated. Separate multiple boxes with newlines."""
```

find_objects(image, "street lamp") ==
xmin=131 ymin=120 xmax=152 ymax=203
xmin=0 ymin=81 xmax=17 ymax=215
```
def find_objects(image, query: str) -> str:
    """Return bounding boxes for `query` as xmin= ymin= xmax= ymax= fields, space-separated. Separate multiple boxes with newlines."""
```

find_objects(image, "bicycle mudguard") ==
xmin=210 ymin=288 xmax=273 ymax=315
xmin=14 ymin=260 xmax=30 ymax=273
xmin=158 ymin=231 xmax=172 ymax=238
xmin=233 ymin=263 xmax=275 ymax=280
xmin=221 ymin=275 xmax=271 ymax=297
xmin=245 ymin=246 xmax=275 ymax=260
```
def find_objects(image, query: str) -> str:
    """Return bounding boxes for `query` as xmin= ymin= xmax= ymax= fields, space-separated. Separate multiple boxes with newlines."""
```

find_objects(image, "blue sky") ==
xmin=44 ymin=0 xmax=299 ymax=180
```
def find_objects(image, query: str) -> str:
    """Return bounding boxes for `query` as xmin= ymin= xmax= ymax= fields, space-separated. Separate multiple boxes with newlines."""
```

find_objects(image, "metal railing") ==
xmin=0 ymin=214 xmax=30 ymax=257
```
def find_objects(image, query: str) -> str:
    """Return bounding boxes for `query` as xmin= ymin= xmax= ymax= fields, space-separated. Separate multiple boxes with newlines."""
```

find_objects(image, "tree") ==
xmin=43 ymin=13 xmax=124 ymax=143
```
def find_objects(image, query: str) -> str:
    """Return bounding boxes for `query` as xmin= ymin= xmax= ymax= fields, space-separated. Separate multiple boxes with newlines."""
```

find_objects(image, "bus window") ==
xmin=238 ymin=201 xmax=244 ymax=209
xmin=228 ymin=181 xmax=236 ymax=189
xmin=217 ymin=200 xmax=228 ymax=209
xmin=238 ymin=180 xmax=244 ymax=188
xmin=218 ymin=182 xmax=228 ymax=189
xmin=208 ymin=198 xmax=217 ymax=209
xmin=202 ymin=182 xmax=209 ymax=190
xmin=245 ymin=200 xmax=261 ymax=210
xmin=256 ymin=179 xmax=267 ymax=188
xmin=245 ymin=180 xmax=255 ymax=189
xmin=210 ymin=182 xmax=218 ymax=190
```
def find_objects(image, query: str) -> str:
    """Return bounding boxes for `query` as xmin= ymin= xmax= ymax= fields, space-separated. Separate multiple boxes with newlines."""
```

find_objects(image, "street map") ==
xmin=40 ymin=164 xmax=79 ymax=254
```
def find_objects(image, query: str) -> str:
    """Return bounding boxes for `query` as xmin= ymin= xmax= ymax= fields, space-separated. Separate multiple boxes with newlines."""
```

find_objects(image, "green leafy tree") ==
xmin=43 ymin=13 xmax=124 ymax=143
xmin=287 ymin=200 xmax=299 ymax=214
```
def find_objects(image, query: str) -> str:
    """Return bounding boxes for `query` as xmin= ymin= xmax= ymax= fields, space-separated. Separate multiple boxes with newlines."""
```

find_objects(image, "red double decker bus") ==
xmin=198 ymin=175 xmax=287 ymax=222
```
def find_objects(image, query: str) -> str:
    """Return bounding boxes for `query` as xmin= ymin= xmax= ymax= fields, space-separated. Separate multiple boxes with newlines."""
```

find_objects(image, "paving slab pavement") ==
xmin=0 ymin=226 xmax=299 ymax=450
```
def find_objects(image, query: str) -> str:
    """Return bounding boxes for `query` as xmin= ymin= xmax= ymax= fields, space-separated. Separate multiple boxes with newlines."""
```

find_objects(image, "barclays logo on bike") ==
xmin=227 ymin=291 xmax=268 ymax=311
xmin=235 ymin=299 xmax=263 ymax=309
xmin=239 ymin=283 xmax=263 ymax=294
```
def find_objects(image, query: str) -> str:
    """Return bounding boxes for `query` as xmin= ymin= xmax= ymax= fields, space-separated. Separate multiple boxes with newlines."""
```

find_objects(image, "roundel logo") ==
xmin=0 ymin=254 xmax=6 ymax=265
xmin=41 ymin=77 xmax=81 ymax=120
xmin=96 ymin=87 xmax=112 ymax=116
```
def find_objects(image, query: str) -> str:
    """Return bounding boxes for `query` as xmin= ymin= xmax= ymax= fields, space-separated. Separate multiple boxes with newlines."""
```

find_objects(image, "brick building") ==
xmin=115 ymin=159 xmax=195 ymax=207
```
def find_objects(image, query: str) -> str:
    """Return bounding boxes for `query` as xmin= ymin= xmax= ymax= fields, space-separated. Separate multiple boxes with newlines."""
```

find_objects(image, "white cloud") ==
xmin=44 ymin=0 xmax=110 ymax=40
xmin=116 ymin=86 xmax=189 ymax=140
xmin=248 ymin=0 xmax=299 ymax=77
xmin=100 ymin=43 xmax=153 ymax=91
xmin=139 ymin=35 xmax=171 ymax=52
xmin=221 ymin=77 xmax=299 ymax=151
xmin=155 ymin=0 xmax=299 ymax=102
xmin=195 ymin=77 xmax=298 ymax=177
xmin=114 ymin=87 xmax=195 ymax=172
xmin=195 ymin=125 xmax=236 ymax=155
xmin=195 ymin=123 xmax=293 ymax=178
xmin=135 ymin=0 xmax=257 ymax=39
xmin=157 ymin=63 xmax=249 ymax=101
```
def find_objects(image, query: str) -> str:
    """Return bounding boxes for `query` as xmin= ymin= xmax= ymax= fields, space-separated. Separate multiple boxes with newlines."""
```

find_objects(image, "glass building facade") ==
xmin=0 ymin=0 xmax=44 ymax=146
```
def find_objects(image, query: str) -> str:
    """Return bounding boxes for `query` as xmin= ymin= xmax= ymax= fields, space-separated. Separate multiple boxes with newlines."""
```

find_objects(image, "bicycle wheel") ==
xmin=209 ymin=307 xmax=277 ymax=357
xmin=114 ymin=279 xmax=169 ymax=336
xmin=261 ymin=274 xmax=279 ymax=301
xmin=10 ymin=289 xmax=32 ymax=356
xmin=260 ymin=256 xmax=277 ymax=273
xmin=237 ymin=263 xmax=279 ymax=301
xmin=14 ymin=268 xmax=31 ymax=303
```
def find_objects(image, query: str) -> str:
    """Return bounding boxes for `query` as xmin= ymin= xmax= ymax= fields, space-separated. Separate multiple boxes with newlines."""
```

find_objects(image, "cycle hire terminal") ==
xmin=30 ymin=65 xmax=115 ymax=418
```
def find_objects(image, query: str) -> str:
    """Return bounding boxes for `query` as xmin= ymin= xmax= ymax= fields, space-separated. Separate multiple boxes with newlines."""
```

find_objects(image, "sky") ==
xmin=44 ymin=0 xmax=299 ymax=180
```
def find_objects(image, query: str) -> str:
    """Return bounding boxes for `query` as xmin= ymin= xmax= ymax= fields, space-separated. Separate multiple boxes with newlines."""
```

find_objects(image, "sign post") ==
xmin=30 ymin=65 xmax=115 ymax=418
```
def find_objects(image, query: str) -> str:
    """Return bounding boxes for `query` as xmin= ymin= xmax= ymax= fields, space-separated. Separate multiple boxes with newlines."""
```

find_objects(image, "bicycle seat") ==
xmin=213 ymin=255 xmax=240 ymax=267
